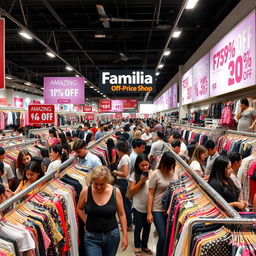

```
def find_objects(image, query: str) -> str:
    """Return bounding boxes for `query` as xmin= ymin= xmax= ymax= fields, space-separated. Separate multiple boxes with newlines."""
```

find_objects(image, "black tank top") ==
xmin=84 ymin=186 xmax=118 ymax=233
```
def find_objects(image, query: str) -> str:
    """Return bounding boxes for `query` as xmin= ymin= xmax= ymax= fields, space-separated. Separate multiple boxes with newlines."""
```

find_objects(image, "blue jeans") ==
xmin=117 ymin=179 xmax=133 ymax=227
xmin=84 ymin=228 xmax=120 ymax=256
xmin=153 ymin=212 xmax=167 ymax=256
xmin=133 ymin=208 xmax=151 ymax=249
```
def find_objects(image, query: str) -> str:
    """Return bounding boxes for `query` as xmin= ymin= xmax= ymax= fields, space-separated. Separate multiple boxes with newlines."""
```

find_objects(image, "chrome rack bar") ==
xmin=164 ymin=143 xmax=240 ymax=218
xmin=0 ymin=136 xmax=25 ymax=142
xmin=4 ymin=139 xmax=42 ymax=150
xmin=226 ymin=129 xmax=256 ymax=137
xmin=0 ymin=127 xmax=122 ymax=212
xmin=28 ymin=125 xmax=77 ymax=137
xmin=186 ymin=218 xmax=256 ymax=256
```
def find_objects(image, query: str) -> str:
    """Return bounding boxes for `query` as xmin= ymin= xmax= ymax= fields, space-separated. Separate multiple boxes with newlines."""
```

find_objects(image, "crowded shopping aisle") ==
xmin=1 ymin=0 xmax=256 ymax=255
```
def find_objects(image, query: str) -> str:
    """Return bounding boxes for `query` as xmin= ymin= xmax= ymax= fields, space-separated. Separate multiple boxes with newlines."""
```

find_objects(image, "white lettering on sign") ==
xmin=49 ymin=80 xmax=78 ymax=86
xmin=31 ymin=106 xmax=52 ymax=112
xmin=102 ymin=71 xmax=153 ymax=85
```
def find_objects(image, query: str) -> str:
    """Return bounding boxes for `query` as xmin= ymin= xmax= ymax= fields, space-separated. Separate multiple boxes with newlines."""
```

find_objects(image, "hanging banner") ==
xmin=115 ymin=113 xmax=122 ymax=119
xmin=44 ymin=77 xmax=85 ymax=104
xmin=210 ymin=11 xmax=256 ymax=97
xmin=83 ymin=106 xmax=92 ymax=112
xmin=0 ymin=19 xmax=4 ymax=90
xmin=14 ymin=97 xmax=24 ymax=108
xmin=32 ymin=100 xmax=41 ymax=105
xmin=0 ymin=98 xmax=6 ymax=105
xmin=28 ymin=105 xmax=55 ymax=124
xmin=100 ymin=99 xmax=112 ymax=111
xmin=130 ymin=114 xmax=136 ymax=118
xmin=181 ymin=69 xmax=193 ymax=105
xmin=122 ymin=99 xmax=138 ymax=109
xmin=110 ymin=100 xmax=123 ymax=112
xmin=74 ymin=105 xmax=81 ymax=112
xmin=85 ymin=113 xmax=94 ymax=120
xmin=193 ymin=53 xmax=210 ymax=102
xmin=100 ymin=70 xmax=155 ymax=93
xmin=144 ymin=114 xmax=149 ymax=118
xmin=66 ymin=113 xmax=77 ymax=122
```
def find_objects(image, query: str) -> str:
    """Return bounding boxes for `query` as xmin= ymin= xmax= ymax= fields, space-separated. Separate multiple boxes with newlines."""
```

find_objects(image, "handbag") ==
xmin=125 ymin=183 xmax=133 ymax=200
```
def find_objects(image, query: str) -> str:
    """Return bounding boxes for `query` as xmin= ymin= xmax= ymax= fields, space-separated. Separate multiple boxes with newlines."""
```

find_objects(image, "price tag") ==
xmin=100 ymin=100 xmax=112 ymax=111
xmin=28 ymin=105 xmax=55 ymax=124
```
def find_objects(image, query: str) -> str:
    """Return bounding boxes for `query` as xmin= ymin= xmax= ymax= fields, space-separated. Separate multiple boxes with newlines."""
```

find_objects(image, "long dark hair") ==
xmin=57 ymin=132 xmax=68 ymax=145
xmin=107 ymin=138 xmax=115 ymax=160
xmin=133 ymin=154 xmax=149 ymax=184
xmin=208 ymin=156 xmax=240 ymax=194
xmin=49 ymin=128 xmax=57 ymax=137
xmin=85 ymin=132 xmax=94 ymax=146
xmin=23 ymin=156 xmax=44 ymax=181
xmin=17 ymin=150 xmax=32 ymax=173
xmin=52 ymin=144 xmax=67 ymax=163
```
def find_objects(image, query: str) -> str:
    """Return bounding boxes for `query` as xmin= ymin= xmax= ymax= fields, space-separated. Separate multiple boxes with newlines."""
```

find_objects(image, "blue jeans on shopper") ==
xmin=153 ymin=211 xmax=167 ymax=256
xmin=133 ymin=208 xmax=151 ymax=249
xmin=117 ymin=179 xmax=133 ymax=227
xmin=84 ymin=228 xmax=120 ymax=256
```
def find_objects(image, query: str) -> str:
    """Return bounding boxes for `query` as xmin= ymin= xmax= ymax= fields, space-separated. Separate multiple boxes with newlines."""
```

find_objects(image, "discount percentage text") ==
xmin=28 ymin=105 xmax=55 ymax=124
xmin=210 ymin=11 xmax=255 ymax=97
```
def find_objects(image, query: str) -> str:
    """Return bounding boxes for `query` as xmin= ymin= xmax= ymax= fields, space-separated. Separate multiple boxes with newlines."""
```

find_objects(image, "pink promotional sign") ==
xmin=85 ymin=113 xmax=94 ymax=120
xmin=104 ymin=100 xmax=123 ymax=112
xmin=193 ymin=53 xmax=210 ymax=102
xmin=172 ymin=83 xmax=178 ymax=108
xmin=44 ymin=77 xmax=85 ymax=104
xmin=14 ymin=97 xmax=24 ymax=108
xmin=115 ymin=113 xmax=122 ymax=119
xmin=181 ymin=69 xmax=193 ymax=105
xmin=210 ymin=11 xmax=256 ymax=97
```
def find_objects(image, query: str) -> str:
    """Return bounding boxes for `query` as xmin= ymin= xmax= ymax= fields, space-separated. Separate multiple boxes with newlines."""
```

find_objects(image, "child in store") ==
xmin=14 ymin=157 xmax=45 ymax=195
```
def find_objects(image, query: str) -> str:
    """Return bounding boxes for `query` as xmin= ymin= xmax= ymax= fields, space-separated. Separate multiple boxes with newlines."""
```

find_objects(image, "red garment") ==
xmin=90 ymin=128 xmax=98 ymax=135
xmin=248 ymin=161 xmax=256 ymax=204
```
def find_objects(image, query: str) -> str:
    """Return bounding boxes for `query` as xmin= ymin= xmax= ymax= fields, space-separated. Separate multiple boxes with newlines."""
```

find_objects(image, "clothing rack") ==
xmin=0 ymin=135 xmax=25 ymax=142
xmin=186 ymin=218 xmax=256 ymax=256
xmin=3 ymin=138 xmax=44 ymax=150
xmin=226 ymin=129 xmax=256 ymax=138
xmin=164 ymin=143 xmax=240 ymax=218
xmin=0 ymin=127 xmax=122 ymax=213
xmin=27 ymin=125 xmax=77 ymax=137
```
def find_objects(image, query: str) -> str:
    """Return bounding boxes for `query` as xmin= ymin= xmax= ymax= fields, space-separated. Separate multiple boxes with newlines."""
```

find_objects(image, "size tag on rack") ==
xmin=28 ymin=105 xmax=55 ymax=124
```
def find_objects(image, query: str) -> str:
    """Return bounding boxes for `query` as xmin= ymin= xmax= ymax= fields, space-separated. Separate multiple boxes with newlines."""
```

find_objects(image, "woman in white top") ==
xmin=129 ymin=154 xmax=153 ymax=256
xmin=47 ymin=145 xmax=63 ymax=173
xmin=113 ymin=141 xmax=132 ymax=230
xmin=189 ymin=145 xmax=208 ymax=178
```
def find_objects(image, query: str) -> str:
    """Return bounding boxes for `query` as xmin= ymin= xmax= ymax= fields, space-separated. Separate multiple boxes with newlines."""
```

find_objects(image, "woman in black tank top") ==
xmin=77 ymin=166 xmax=128 ymax=256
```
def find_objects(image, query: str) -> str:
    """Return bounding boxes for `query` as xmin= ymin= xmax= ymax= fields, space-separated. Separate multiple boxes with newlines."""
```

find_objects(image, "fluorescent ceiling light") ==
xmin=19 ymin=31 xmax=33 ymax=40
xmin=158 ymin=64 xmax=164 ymax=69
xmin=6 ymin=76 xmax=12 ymax=80
xmin=173 ymin=30 xmax=182 ymax=38
xmin=24 ymin=82 xmax=31 ymax=86
xmin=75 ymin=75 xmax=80 ymax=77
xmin=25 ymin=88 xmax=28 ymax=91
xmin=156 ymin=72 xmax=160 ymax=76
xmin=163 ymin=49 xmax=171 ymax=56
xmin=94 ymin=34 xmax=106 ymax=38
xmin=12 ymin=85 xmax=15 ymax=88
xmin=84 ymin=80 xmax=88 ymax=84
xmin=90 ymin=86 xmax=94 ymax=88
xmin=46 ymin=51 xmax=55 ymax=58
xmin=65 ymin=66 xmax=73 ymax=71
xmin=186 ymin=0 xmax=199 ymax=9
xmin=94 ymin=88 xmax=97 ymax=91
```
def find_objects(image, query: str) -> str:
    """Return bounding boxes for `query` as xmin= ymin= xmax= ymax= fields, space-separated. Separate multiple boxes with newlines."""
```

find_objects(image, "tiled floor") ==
xmin=117 ymin=227 xmax=157 ymax=256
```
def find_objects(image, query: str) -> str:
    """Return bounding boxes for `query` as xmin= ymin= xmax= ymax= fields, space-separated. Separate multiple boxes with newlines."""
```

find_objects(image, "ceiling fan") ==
xmin=113 ymin=53 xmax=140 ymax=63
xmin=96 ymin=5 xmax=163 ymax=28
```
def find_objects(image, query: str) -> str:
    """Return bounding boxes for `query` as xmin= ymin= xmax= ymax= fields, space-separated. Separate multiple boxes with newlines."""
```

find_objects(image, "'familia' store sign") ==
xmin=100 ymin=70 xmax=155 ymax=93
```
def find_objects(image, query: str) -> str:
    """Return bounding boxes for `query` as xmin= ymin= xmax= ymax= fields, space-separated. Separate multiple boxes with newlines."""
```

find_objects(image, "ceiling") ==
xmin=2 ymin=0 xmax=241 ymax=101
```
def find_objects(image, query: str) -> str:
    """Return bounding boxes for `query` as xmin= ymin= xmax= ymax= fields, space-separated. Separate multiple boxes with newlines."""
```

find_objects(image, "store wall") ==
xmin=155 ymin=0 xmax=256 ymax=120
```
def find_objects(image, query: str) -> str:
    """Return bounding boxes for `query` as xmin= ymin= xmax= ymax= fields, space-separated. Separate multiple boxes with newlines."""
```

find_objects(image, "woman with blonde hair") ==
xmin=133 ymin=130 xmax=142 ymax=139
xmin=189 ymin=145 xmax=208 ymax=177
xmin=77 ymin=166 xmax=128 ymax=255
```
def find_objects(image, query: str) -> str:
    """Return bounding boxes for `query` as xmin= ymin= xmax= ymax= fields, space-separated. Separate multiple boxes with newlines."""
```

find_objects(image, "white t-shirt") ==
xmin=180 ymin=142 xmax=188 ymax=158
xmin=47 ymin=160 xmax=62 ymax=173
xmin=190 ymin=160 xmax=203 ymax=176
xmin=130 ymin=151 xmax=138 ymax=171
xmin=149 ymin=140 xmax=167 ymax=158
xmin=141 ymin=133 xmax=153 ymax=146
xmin=117 ymin=154 xmax=131 ymax=180
xmin=1 ymin=163 xmax=14 ymax=185
xmin=129 ymin=172 xmax=149 ymax=213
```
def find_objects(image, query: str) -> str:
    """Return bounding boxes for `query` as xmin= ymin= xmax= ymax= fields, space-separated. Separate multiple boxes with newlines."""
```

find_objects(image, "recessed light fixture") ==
xmin=12 ymin=85 xmax=15 ymax=88
xmin=25 ymin=88 xmax=28 ymax=91
xmin=46 ymin=51 xmax=55 ymax=58
xmin=94 ymin=34 xmax=106 ymax=38
xmin=163 ymin=49 xmax=171 ymax=56
xmin=19 ymin=31 xmax=33 ymax=40
xmin=172 ymin=30 xmax=182 ymax=38
xmin=65 ymin=66 xmax=73 ymax=71
xmin=90 ymin=86 xmax=94 ymax=88
xmin=41 ymin=87 xmax=44 ymax=90
xmin=94 ymin=88 xmax=97 ymax=91
xmin=75 ymin=75 xmax=80 ymax=77
xmin=24 ymin=82 xmax=31 ymax=86
xmin=84 ymin=80 xmax=88 ymax=84
xmin=6 ymin=76 xmax=12 ymax=80
xmin=156 ymin=72 xmax=160 ymax=76
xmin=158 ymin=64 xmax=164 ymax=69
xmin=186 ymin=0 xmax=199 ymax=9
